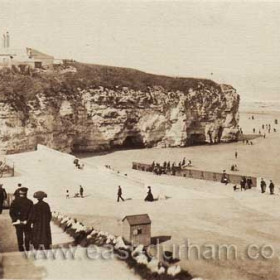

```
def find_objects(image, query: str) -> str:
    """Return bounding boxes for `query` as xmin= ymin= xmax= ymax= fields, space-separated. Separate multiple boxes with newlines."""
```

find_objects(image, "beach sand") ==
xmin=1 ymin=110 xmax=280 ymax=280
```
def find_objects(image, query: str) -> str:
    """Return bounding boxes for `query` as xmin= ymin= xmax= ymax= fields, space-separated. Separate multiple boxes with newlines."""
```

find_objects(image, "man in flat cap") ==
xmin=9 ymin=187 xmax=33 ymax=251
xmin=0 ymin=183 xmax=7 ymax=214
xmin=30 ymin=191 xmax=52 ymax=250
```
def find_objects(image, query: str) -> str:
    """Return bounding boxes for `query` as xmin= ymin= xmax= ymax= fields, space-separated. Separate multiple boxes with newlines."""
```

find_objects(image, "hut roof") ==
xmin=122 ymin=214 xmax=151 ymax=226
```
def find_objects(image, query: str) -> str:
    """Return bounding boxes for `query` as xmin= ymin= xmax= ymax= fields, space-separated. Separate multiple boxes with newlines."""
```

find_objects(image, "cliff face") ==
xmin=0 ymin=64 xmax=239 ymax=154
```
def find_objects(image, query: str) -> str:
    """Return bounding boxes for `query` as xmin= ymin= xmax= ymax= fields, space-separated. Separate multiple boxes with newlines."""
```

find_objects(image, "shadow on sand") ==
xmin=150 ymin=235 xmax=171 ymax=245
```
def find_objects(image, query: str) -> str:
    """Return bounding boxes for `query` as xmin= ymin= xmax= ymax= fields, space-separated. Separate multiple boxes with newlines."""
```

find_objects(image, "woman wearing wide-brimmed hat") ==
xmin=30 ymin=191 xmax=52 ymax=250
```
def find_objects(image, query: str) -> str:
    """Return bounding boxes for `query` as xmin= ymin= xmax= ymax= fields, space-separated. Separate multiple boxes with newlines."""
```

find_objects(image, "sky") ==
xmin=0 ymin=0 xmax=280 ymax=101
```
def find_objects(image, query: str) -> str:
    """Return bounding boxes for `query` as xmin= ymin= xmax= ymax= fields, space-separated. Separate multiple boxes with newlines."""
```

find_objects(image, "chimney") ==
xmin=3 ymin=33 xmax=6 ymax=48
xmin=6 ymin=32 xmax=9 ymax=48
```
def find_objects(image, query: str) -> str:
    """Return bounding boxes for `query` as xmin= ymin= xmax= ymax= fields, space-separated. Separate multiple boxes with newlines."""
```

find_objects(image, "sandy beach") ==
xmin=1 ymin=108 xmax=280 ymax=280
xmin=80 ymin=109 xmax=280 ymax=184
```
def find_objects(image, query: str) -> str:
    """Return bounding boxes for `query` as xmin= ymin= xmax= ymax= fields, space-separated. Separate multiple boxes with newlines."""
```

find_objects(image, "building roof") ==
xmin=122 ymin=214 xmax=151 ymax=226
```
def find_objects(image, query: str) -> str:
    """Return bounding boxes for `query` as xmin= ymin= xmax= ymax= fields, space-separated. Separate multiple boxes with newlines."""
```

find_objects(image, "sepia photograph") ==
xmin=0 ymin=1 xmax=280 ymax=279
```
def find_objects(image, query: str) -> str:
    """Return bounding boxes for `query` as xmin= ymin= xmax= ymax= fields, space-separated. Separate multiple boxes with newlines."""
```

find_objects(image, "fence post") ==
xmin=201 ymin=171 xmax=204 ymax=179
xmin=213 ymin=173 xmax=217 ymax=181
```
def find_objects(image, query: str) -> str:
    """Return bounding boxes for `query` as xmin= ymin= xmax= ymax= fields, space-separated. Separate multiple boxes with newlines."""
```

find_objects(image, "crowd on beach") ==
xmin=249 ymin=115 xmax=278 ymax=137
xmin=221 ymin=170 xmax=276 ymax=194
xmin=73 ymin=158 xmax=84 ymax=169
xmin=149 ymin=158 xmax=192 ymax=175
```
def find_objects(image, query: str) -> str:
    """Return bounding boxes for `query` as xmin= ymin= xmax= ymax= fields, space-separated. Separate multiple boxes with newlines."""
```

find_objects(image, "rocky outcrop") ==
xmin=0 ymin=66 xmax=239 ymax=154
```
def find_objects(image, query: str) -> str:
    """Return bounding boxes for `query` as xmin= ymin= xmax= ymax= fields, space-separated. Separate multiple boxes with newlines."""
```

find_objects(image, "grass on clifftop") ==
xmin=0 ymin=62 xmax=220 ymax=114
xmin=72 ymin=62 xmax=220 ymax=92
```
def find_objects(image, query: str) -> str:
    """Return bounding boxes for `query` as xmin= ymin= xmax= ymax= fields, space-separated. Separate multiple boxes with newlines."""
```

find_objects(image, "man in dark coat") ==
xmin=269 ymin=180 xmax=275 ymax=195
xmin=240 ymin=177 xmax=246 ymax=191
xmin=246 ymin=177 xmax=253 ymax=189
xmin=9 ymin=187 xmax=33 ymax=251
xmin=0 ymin=184 xmax=7 ymax=214
xmin=221 ymin=170 xmax=229 ymax=185
xmin=13 ymin=183 xmax=22 ymax=199
xmin=79 ymin=185 xmax=84 ymax=198
xmin=30 ymin=191 xmax=52 ymax=250
xmin=260 ymin=178 xmax=266 ymax=193
xmin=117 ymin=185 xmax=124 ymax=202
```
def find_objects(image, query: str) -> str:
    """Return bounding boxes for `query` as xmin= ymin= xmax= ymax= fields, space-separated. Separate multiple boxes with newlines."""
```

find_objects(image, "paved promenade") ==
xmin=0 ymin=210 xmax=140 ymax=280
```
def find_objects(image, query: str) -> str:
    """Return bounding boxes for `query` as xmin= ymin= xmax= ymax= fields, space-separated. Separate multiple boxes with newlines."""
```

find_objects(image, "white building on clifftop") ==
xmin=0 ymin=32 xmax=54 ymax=69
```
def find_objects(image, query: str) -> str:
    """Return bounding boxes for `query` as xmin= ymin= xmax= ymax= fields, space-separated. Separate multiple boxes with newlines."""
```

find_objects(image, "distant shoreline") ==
xmin=240 ymin=109 xmax=280 ymax=115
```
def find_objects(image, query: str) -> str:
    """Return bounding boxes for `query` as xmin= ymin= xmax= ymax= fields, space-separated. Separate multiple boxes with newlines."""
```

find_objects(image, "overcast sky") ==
xmin=0 ymin=0 xmax=280 ymax=101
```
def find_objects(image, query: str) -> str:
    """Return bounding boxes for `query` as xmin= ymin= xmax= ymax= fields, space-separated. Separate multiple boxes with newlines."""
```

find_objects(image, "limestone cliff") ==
xmin=0 ymin=63 xmax=239 ymax=154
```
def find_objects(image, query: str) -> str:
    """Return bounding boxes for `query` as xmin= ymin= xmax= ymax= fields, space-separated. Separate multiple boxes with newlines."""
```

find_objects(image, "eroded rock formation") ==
xmin=0 ymin=65 xmax=239 ymax=154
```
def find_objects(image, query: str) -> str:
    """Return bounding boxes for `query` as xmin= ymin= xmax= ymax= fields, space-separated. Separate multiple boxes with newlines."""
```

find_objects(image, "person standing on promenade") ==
xmin=30 ymin=191 xmax=52 ymax=250
xmin=117 ymin=185 xmax=124 ymax=202
xmin=0 ymin=184 xmax=7 ymax=214
xmin=9 ymin=187 xmax=33 ymax=251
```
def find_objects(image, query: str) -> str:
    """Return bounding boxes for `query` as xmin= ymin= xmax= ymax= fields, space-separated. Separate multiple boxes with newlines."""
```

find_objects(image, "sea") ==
xmin=240 ymin=100 xmax=280 ymax=113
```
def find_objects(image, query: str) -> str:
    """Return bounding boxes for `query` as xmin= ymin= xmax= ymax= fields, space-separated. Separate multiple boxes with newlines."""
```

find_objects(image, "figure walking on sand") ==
xmin=117 ymin=185 xmax=124 ymax=202
xmin=235 ymin=151 xmax=238 ymax=159
xmin=79 ymin=185 xmax=84 ymax=198
xmin=30 ymin=191 xmax=52 ymax=250
xmin=260 ymin=178 xmax=266 ymax=193
xmin=145 ymin=186 xmax=154 ymax=202
xmin=269 ymin=180 xmax=275 ymax=195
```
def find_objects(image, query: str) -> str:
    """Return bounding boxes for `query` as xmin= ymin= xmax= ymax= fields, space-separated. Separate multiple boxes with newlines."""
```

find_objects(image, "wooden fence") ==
xmin=132 ymin=162 xmax=257 ymax=187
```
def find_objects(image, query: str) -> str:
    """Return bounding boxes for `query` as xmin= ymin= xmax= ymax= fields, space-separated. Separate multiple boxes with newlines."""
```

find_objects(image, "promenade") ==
xmin=0 ymin=210 xmax=140 ymax=280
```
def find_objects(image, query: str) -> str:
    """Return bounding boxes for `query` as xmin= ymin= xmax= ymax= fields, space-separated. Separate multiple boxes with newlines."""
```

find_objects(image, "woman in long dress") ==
xmin=30 ymin=191 xmax=52 ymax=250
xmin=144 ymin=186 xmax=154 ymax=202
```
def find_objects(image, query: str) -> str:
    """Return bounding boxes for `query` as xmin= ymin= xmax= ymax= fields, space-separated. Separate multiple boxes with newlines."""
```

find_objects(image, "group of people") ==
xmin=150 ymin=158 xmax=192 ymax=176
xmin=0 ymin=183 xmax=52 ymax=251
xmin=260 ymin=178 xmax=275 ymax=195
xmin=230 ymin=164 xmax=238 ymax=171
xmin=251 ymin=122 xmax=277 ymax=136
xmin=231 ymin=177 xmax=275 ymax=194
xmin=239 ymin=176 xmax=253 ymax=190
xmin=242 ymin=139 xmax=254 ymax=145
xmin=66 ymin=185 xmax=84 ymax=199
xmin=221 ymin=171 xmax=253 ymax=190
xmin=117 ymin=185 xmax=155 ymax=202
xmin=73 ymin=158 xmax=84 ymax=170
